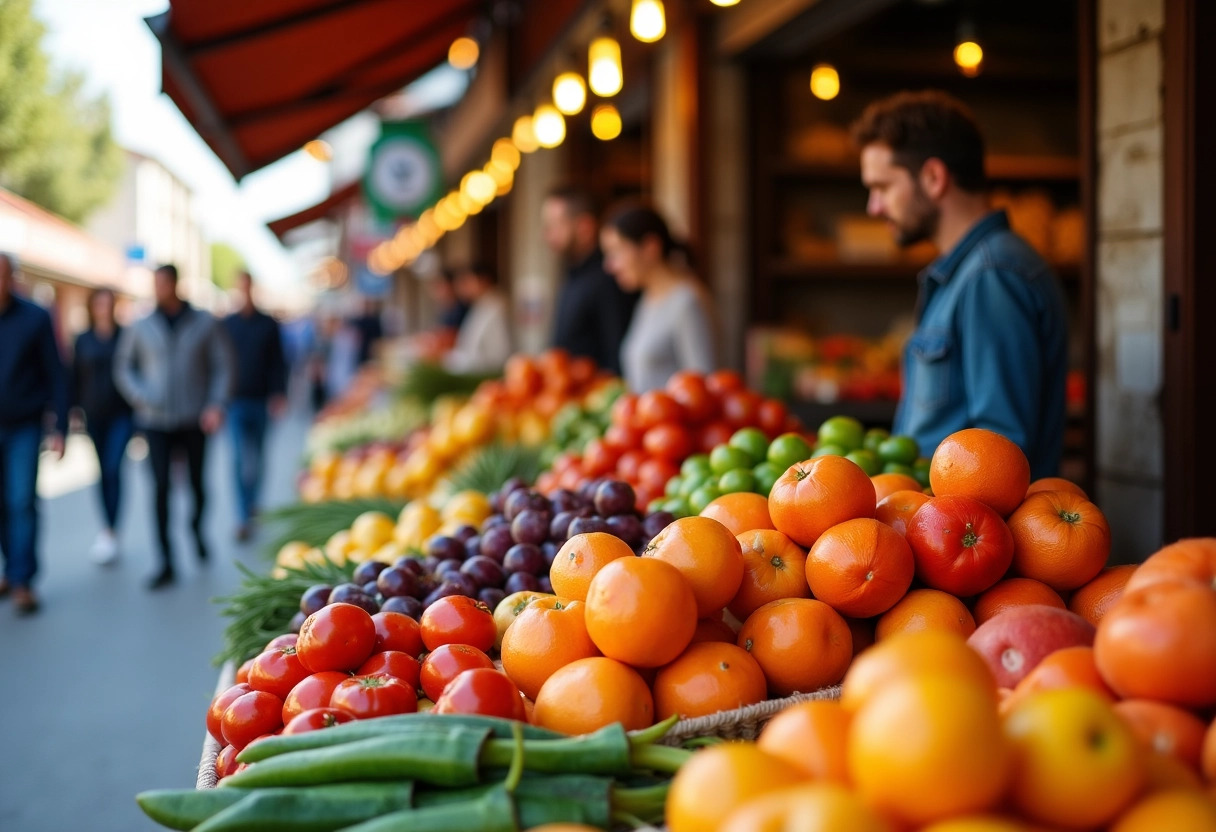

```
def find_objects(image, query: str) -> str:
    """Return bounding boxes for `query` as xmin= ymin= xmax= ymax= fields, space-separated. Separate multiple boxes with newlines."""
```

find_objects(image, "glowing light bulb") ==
xmin=954 ymin=41 xmax=983 ymax=76
xmin=630 ymin=0 xmax=666 ymax=43
xmin=809 ymin=64 xmax=840 ymax=100
xmin=591 ymin=104 xmax=622 ymax=141
xmin=552 ymin=72 xmax=587 ymax=115
xmin=448 ymin=37 xmax=479 ymax=70
xmin=589 ymin=37 xmax=623 ymax=97
xmin=533 ymin=104 xmax=566 ymax=149
xmin=512 ymin=115 xmax=539 ymax=154
xmin=492 ymin=138 xmax=521 ymax=170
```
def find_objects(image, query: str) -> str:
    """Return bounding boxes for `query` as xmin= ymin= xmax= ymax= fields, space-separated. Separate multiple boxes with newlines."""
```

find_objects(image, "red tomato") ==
xmin=357 ymin=651 xmax=421 ymax=689
xmin=757 ymin=399 xmax=789 ymax=437
xmin=705 ymin=370 xmax=744 ymax=396
xmin=642 ymin=423 xmax=694 ymax=463
xmin=330 ymin=674 xmax=417 ymax=719
xmin=221 ymin=690 xmax=284 ymax=750
xmin=297 ymin=603 xmax=377 ymax=673
xmin=281 ymin=671 xmax=350 ymax=724
xmin=721 ymin=390 xmax=762 ymax=428
xmin=582 ymin=439 xmax=621 ymax=477
xmin=433 ymin=669 xmax=527 ymax=721
xmin=207 ymin=683 xmax=252 ymax=744
xmin=667 ymin=372 xmax=718 ymax=424
xmin=248 ymin=646 xmax=311 ymax=700
xmin=371 ymin=611 xmax=423 ymax=657
xmin=611 ymin=394 xmax=640 ymax=430
xmin=698 ymin=421 xmax=735 ymax=454
xmin=419 ymin=644 xmax=495 ymax=701
xmin=281 ymin=707 xmax=357 ymax=736
xmin=906 ymin=496 xmax=1015 ymax=597
xmin=558 ymin=467 xmax=585 ymax=491
xmin=604 ymin=423 xmax=643 ymax=451
xmin=634 ymin=483 xmax=661 ymax=514
xmin=635 ymin=391 xmax=686 ymax=431
xmin=214 ymin=745 xmax=239 ymax=780
xmin=420 ymin=596 xmax=496 ymax=653
xmin=235 ymin=656 xmax=255 ymax=685
xmin=265 ymin=634 xmax=298 ymax=652
xmin=616 ymin=450 xmax=646 ymax=482
xmin=638 ymin=457 xmax=680 ymax=489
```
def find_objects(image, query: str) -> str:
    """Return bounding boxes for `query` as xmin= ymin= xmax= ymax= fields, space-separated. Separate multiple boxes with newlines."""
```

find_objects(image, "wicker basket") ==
xmin=658 ymin=685 xmax=842 ymax=745
xmin=196 ymin=661 xmax=235 ymax=790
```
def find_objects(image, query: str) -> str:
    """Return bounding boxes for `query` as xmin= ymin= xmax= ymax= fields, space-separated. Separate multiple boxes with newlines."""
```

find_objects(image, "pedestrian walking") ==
xmin=444 ymin=264 xmax=512 ymax=374
xmin=114 ymin=264 xmax=234 ymax=589
xmin=72 ymin=288 xmax=133 ymax=565
xmin=222 ymin=271 xmax=287 ymax=542
xmin=0 ymin=253 xmax=68 ymax=615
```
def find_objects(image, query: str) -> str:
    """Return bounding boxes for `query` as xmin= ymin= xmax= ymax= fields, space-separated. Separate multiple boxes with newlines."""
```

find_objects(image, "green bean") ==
xmin=136 ymin=788 xmax=252 ymax=830
xmin=478 ymin=723 xmax=633 ymax=776
xmin=416 ymin=775 xmax=614 ymax=828
xmin=337 ymin=784 xmax=518 ymax=832
xmin=193 ymin=782 xmax=415 ymax=832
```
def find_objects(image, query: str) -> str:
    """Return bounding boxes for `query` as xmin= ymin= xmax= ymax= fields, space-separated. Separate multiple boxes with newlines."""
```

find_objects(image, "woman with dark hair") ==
xmin=600 ymin=203 xmax=715 ymax=392
xmin=73 ymin=288 xmax=132 ymax=564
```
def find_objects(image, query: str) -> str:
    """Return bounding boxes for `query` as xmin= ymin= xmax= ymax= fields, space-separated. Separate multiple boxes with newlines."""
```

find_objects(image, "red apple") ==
xmin=967 ymin=605 xmax=1095 ymax=688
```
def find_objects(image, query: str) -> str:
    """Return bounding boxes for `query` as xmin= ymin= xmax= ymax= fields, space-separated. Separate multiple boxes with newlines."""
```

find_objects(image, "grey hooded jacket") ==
xmin=113 ymin=304 xmax=234 ymax=430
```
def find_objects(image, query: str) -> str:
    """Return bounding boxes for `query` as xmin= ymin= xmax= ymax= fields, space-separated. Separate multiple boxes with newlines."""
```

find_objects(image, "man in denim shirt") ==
xmin=853 ymin=91 xmax=1068 ymax=478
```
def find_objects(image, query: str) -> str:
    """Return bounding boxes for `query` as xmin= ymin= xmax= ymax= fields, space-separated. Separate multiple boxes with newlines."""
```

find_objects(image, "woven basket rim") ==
xmin=660 ymin=685 xmax=842 ymax=744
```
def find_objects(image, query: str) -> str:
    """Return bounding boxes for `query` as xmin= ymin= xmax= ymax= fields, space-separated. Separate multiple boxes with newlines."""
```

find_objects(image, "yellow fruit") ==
xmin=330 ymin=475 xmax=356 ymax=501
xmin=442 ymin=491 xmax=493 ymax=525
xmin=353 ymin=464 xmax=388 ymax=497
xmin=666 ymin=744 xmax=806 ymax=832
xmin=1109 ymin=789 xmax=1216 ymax=832
xmin=371 ymin=541 xmax=405 ymax=565
xmin=298 ymin=475 xmax=329 ymax=503
xmin=919 ymin=817 xmax=1032 ymax=832
xmin=718 ymin=783 xmax=893 ymax=832
xmin=453 ymin=404 xmax=494 ymax=445
xmin=350 ymin=511 xmax=396 ymax=550
xmin=310 ymin=451 xmax=341 ymax=481
xmin=275 ymin=541 xmax=312 ymax=570
xmin=518 ymin=412 xmax=549 ymax=446
xmin=324 ymin=530 xmax=355 ymax=565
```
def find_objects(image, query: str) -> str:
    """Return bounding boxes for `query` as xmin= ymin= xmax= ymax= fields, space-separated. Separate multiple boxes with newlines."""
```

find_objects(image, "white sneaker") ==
xmin=90 ymin=530 xmax=119 ymax=565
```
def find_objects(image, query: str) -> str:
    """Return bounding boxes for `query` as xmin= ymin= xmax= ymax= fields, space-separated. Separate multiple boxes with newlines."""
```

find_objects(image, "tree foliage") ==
xmin=211 ymin=241 xmax=246 ymax=289
xmin=0 ymin=0 xmax=123 ymax=223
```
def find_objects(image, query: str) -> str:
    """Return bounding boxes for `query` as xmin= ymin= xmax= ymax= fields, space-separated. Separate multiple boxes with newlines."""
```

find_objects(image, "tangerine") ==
xmin=1026 ymin=477 xmax=1087 ymax=499
xmin=805 ymin=518 xmax=915 ymax=618
xmin=1125 ymin=538 xmax=1216 ymax=593
xmin=1113 ymin=699 xmax=1208 ymax=770
xmin=700 ymin=492 xmax=775 ymax=536
xmin=768 ymin=456 xmax=876 ymax=548
xmin=548 ymin=532 xmax=634 ymax=602
xmin=1007 ymin=645 xmax=1115 ymax=706
xmin=531 ymin=657 xmax=653 ymax=734
xmin=666 ymin=743 xmax=805 ymax=832
xmin=1069 ymin=564 xmax=1138 ymax=626
xmin=737 ymin=598 xmax=852 ymax=696
xmin=652 ymin=641 xmax=767 ymax=720
xmin=584 ymin=556 xmax=698 ymax=668
xmin=757 ymin=700 xmax=851 ymax=783
xmin=875 ymin=489 xmax=931 ymax=536
xmin=729 ymin=529 xmax=810 ymax=620
xmin=499 ymin=598 xmax=600 ymax=701
xmin=875 ymin=588 xmax=977 ymax=641
xmin=871 ymin=472 xmax=923 ymax=502
xmin=1007 ymin=491 xmax=1111 ymax=591
xmin=929 ymin=428 xmax=1030 ymax=517
xmin=972 ymin=578 xmax=1065 ymax=626
xmin=840 ymin=629 xmax=996 ymax=712
xmin=645 ymin=516 xmax=745 ymax=618
xmin=1109 ymin=789 xmax=1216 ymax=832
xmin=717 ymin=783 xmax=894 ymax=832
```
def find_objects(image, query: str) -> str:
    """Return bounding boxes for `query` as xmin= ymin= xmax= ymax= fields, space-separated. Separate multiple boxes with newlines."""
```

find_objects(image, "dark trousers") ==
xmin=227 ymin=398 xmax=268 ymax=524
xmin=0 ymin=422 xmax=42 ymax=587
xmin=145 ymin=426 xmax=207 ymax=570
xmin=86 ymin=412 xmax=133 ymax=530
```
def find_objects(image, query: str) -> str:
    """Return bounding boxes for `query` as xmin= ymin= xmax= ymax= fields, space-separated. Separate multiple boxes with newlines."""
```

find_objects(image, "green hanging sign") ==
xmin=363 ymin=121 xmax=442 ymax=222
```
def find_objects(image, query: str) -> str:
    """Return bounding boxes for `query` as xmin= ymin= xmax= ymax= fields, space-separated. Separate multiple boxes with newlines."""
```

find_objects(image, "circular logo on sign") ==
xmin=369 ymin=138 xmax=436 ymax=212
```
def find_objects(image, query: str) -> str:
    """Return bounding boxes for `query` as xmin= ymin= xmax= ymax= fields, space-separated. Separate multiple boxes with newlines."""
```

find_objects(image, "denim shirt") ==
xmin=893 ymin=211 xmax=1068 ymax=479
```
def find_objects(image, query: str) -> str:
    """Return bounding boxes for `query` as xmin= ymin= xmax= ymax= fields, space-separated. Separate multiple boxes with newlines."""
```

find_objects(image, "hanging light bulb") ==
xmin=954 ymin=40 xmax=983 ymax=76
xmin=448 ymin=37 xmax=479 ymax=70
xmin=709 ymin=0 xmax=740 ymax=6
xmin=512 ymin=115 xmax=539 ymax=153
xmin=464 ymin=170 xmax=498 ymax=205
xmin=809 ymin=63 xmax=840 ymax=100
xmin=630 ymin=0 xmax=666 ymax=43
xmin=588 ymin=36 xmax=623 ymax=97
xmin=590 ymin=104 xmax=622 ymax=141
xmin=533 ymin=104 xmax=566 ymax=149
xmin=552 ymin=72 xmax=587 ymax=115
xmin=491 ymin=137 xmax=521 ymax=170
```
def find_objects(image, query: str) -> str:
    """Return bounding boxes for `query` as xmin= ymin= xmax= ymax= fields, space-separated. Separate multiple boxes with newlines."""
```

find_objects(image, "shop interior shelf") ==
xmin=789 ymin=399 xmax=900 ymax=429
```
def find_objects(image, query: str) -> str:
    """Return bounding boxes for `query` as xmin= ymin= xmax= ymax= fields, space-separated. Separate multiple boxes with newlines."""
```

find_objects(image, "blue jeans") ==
xmin=228 ymin=398 xmax=269 ymax=524
xmin=86 ymin=412 xmax=133 ymax=530
xmin=0 ymin=422 xmax=43 ymax=588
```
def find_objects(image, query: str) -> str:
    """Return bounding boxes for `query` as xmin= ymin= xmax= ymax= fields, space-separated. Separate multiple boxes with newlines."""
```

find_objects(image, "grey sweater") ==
xmin=114 ymin=304 xmax=234 ymax=430
xmin=621 ymin=282 xmax=716 ymax=393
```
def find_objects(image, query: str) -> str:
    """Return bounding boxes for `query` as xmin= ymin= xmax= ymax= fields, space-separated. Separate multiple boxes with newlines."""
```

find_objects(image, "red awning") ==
xmin=267 ymin=179 xmax=362 ymax=239
xmin=147 ymin=0 xmax=482 ymax=180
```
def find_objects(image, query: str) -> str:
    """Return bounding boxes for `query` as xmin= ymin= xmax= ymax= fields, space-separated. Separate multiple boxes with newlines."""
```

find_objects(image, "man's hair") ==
xmin=852 ymin=90 xmax=987 ymax=193
xmin=546 ymin=185 xmax=599 ymax=220
xmin=155 ymin=263 xmax=180 ymax=282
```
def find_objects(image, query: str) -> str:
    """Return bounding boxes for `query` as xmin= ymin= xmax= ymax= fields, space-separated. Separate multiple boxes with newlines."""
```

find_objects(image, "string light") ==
xmin=809 ymin=64 xmax=840 ymax=100
xmin=533 ymin=104 xmax=566 ymax=149
xmin=590 ymin=104 xmax=622 ymax=140
xmin=954 ymin=41 xmax=983 ymax=76
xmin=589 ymin=36 xmax=623 ymax=97
xmin=630 ymin=0 xmax=666 ymax=43
xmin=709 ymin=0 xmax=740 ymax=6
xmin=552 ymin=72 xmax=587 ymax=115
xmin=512 ymin=115 xmax=539 ymax=153
xmin=491 ymin=137 xmax=521 ymax=170
xmin=448 ymin=37 xmax=479 ymax=70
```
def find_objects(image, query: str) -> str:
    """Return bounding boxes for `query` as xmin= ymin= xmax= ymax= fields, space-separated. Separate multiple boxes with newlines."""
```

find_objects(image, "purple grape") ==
xmin=568 ymin=516 xmax=610 ymax=537
xmin=352 ymin=560 xmax=388 ymax=585
xmin=537 ymin=576 xmax=554 ymax=594
xmin=489 ymin=491 xmax=505 ymax=514
xmin=412 ymin=574 xmax=439 ymax=601
xmin=511 ymin=509 xmax=550 ymax=546
xmin=578 ymin=477 xmax=604 ymax=503
xmin=501 ymin=476 xmax=528 ymax=496
xmin=424 ymin=581 xmax=466 ymax=607
xmin=418 ymin=555 xmax=441 ymax=573
xmin=606 ymin=514 xmax=644 ymax=548
xmin=549 ymin=511 xmax=578 ymax=542
xmin=484 ymin=513 xmax=509 ymax=530
xmin=300 ymin=584 xmax=332 ymax=616
xmin=435 ymin=558 xmax=463 ymax=577
xmin=427 ymin=535 xmax=467 ymax=563
xmin=550 ymin=489 xmax=581 ymax=514
xmin=479 ymin=525 xmax=514 ymax=563
xmin=377 ymin=567 xmax=418 ymax=599
xmin=451 ymin=524 xmax=479 ymax=543
xmin=504 ymin=572 xmax=541 ymax=594
xmin=394 ymin=557 xmax=427 ymax=577
xmin=328 ymin=583 xmax=367 ymax=605
xmin=444 ymin=572 xmax=478 ymax=598
xmin=595 ymin=480 xmax=637 ymax=518
xmin=464 ymin=535 xmax=482 ymax=560
xmin=479 ymin=587 xmax=507 ymax=609
xmin=461 ymin=555 xmax=506 ymax=589
xmin=332 ymin=589 xmax=379 ymax=615
xmin=380 ymin=595 xmax=424 ymax=620
xmin=288 ymin=611 xmax=307 ymax=633
xmin=541 ymin=541 xmax=560 ymax=569
xmin=503 ymin=489 xmax=532 ymax=522
xmin=643 ymin=511 xmax=676 ymax=539
xmin=503 ymin=543 xmax=545 ymax=576
xmin=361 ymin=580 xmax=380 ymax=597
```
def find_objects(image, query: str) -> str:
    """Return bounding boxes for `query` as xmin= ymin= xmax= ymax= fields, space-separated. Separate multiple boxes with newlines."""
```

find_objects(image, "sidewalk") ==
xmin=0 ymin=408 xmax=310 ymax=831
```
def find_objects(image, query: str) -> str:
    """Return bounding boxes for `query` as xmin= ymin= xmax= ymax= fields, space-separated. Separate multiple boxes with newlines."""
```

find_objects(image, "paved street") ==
xmin=0 ymin=408 xmax=310 ymax=831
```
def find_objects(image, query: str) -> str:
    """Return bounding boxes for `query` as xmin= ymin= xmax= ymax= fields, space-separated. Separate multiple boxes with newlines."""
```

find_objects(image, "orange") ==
xmin=919 ymin=818 xmax=1033 ymax=832
xmin=1008 ymin=645 xmax=1115 ymax=705
xmin=1094 ymin=579 xmax=1216 ymax=709
xmin=840 ymin=629 xmax=997 ymax=712
xmin=768 ymin=456 xmax=876 ymax=548
xmin=847 ymin=616 xmax=876 ymax=657
xmin=729 ymin=529 xmax=810 ymax=621
xmin=929 ymin=428 xmax=1030 ymax=517
xmin=737 ymin=598 xmax=852 ymax=696
xmin=1125 ymin=537 xmax=1216 ymax=593
xmin=583 ymin=556 xmax=697 ymax=668
xmin=875 ymin=489 xmax=930 ymax=536
xmin=645 ymin=516 xmax=745 ymax=618
xmin=871 ymin=472 xmax=922 ymax=503
xmin=1067 ymin=564 xmax=1137 ymax=626
xmin=1026 ymin=477 xmax=1088 ymax=499
xmin=718 ymin=783 xmax=894 ymax=832
xmin=652 ymin=641 xmax=767 ymax=720
xmin=531 ymin=657 xmax=653 ymax=735
xmin=700 ymin=492 xmax=775 ymax=536
xmin=875 ymin=588 xmax=976 ymax=640
xmin=1007 ymin=491 xmax=1111 ymax=591
xmin=849 ymin=675 xmax=1011 ymax=825
xmin=972 ymin=578 xmax=1065 ymax=625
xmin=548 ymin=532 xmax=633 ymax=602
xmin=1114 ymin=699 xmax=1208 ymax=770
xmin=805 ymin=518 xmax=914 ymax=618
xmin=690 ymin=615 xmax=736 ymax=645
xmin=1108 ymin=789 xmax=1216 ymax=832
xmin=1004 ymin=688 xmax=1145 ymax=829
xmin=499 ymin=598 xmax=600 ymax=701
xmin=1144 ymin=750 xmax=1205 ymax=792
xmin=1205 ymin=718 xmax=1216 ymax=783
xmin=666 ymin=743 xmax=806 ymax=832
xmin=757 ymin=700 xmax=851 ymax=783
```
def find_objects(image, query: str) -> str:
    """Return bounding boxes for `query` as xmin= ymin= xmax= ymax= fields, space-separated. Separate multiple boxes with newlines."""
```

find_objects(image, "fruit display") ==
xmin=747 ymin=326 xmax=905 ymax=403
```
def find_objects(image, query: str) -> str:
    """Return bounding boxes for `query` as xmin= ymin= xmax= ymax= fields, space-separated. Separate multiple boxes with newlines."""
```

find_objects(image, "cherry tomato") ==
xmin=617 ymin=450 xmax=647 ymax=482
xmin=235 ymin=656 xmax=255 ymax=685
xmin=281 ymin=707 xmax=357 ymax=736
xmin=603 ymin=423 xmax=643 ymax=451
xmin=721 ymin=390 xmax=762 ymax=428
xmin=433 ymin=669 xmax=527 ymax=721
xmin=357 ymin=651 xmax=421 ymax=690
xmin=642 ymin=422 xmax=694 ymax=463
xmin=215 ymin=745 xmax=239 ymax=780
xmin=265 ymin=634 xmax=298 ymax=652
xmin=248 ymin=646 xmax=311 ymax=699
xmin=297 ymin=603 xmax=377 ymax=672
xmin=371 ymin=611 xmax=423 ymax=657
xmin=638 ymin=457 xmax=681 ymax=490
xmin=757 ymin=399 xmax=789 ymax=437
xmin=635 ymin=391 xmax=686 ymax=431
xmin=207 ymin=683 xmax=252 ymax=744
xmin=330 ymin=674 xmax=417 ymax=719
xmin=667 ymin=371 xmax=718 ymax=424
xmin=420 ymin=596 xmax=496 ymax=653
xmin=610 ymin=393 xmax=640 ymax=431
xmin=221 ymin=690 xmax=284 ymax=750
xmin=419 ymin=644 xmax=495 ymax=701
xmin=282 ymin=671 xmax=350 ymax=724
xmin=706 ymin=369 xmax=745 ymax=396
xmin=582 ymin=439 xmax=621 ymax=477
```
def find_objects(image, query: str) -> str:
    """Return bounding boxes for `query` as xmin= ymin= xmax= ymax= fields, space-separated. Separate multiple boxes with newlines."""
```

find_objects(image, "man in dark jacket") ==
xmin=222 ymin=271 xmax=287 ymax=541
xmin=0 ymin=253 xmax=68 ymax=614
xmin=542 ymin=186 xmax=638 ymax=374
